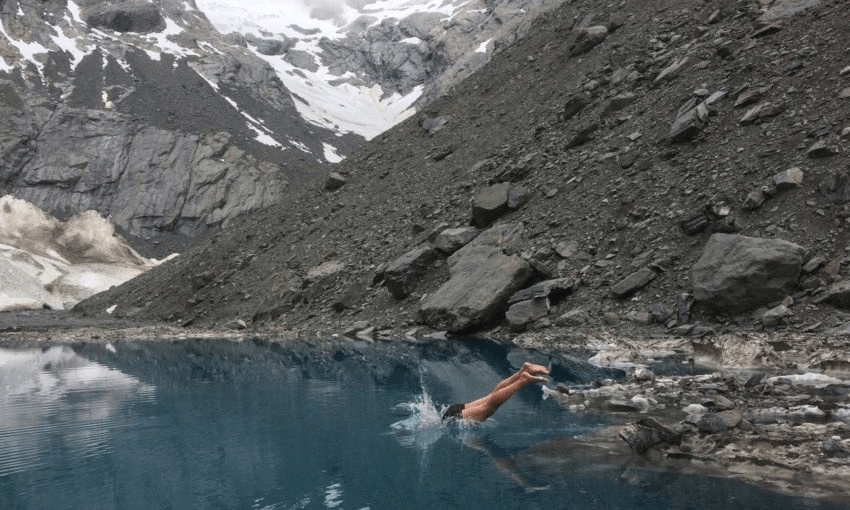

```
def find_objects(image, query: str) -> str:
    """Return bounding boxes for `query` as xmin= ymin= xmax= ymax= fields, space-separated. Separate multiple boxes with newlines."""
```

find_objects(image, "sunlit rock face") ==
xmin=0 ymin=0 xmax=553 ymax=251
xmin=0 ymin=195 xmax=167 ymax=311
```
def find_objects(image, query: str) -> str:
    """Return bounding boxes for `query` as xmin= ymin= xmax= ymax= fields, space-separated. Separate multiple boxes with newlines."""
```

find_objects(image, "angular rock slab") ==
xmin=505 ymin=297 xmax=550 ymax=330
xmin=692 ymin=234 xmax=807 ymax=311
xmin=610 ymin=267 xmax=657 ymax=298
xmin=813 ymin=280 xmax=850 ymax=307
xmin=420 ymin=245 xmax=532 ymax=332
xmin=434 ymin=226 xmax=479 ymax=254
xmin=384 ymin=245 xmax=438 ymax=299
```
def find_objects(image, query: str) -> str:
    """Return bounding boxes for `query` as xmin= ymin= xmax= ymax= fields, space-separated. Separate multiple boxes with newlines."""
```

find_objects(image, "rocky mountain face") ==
xmin=77 ymin=0 xmax=850 ymax=343
xmin=0 ymin=0 xmax=549 ymax=255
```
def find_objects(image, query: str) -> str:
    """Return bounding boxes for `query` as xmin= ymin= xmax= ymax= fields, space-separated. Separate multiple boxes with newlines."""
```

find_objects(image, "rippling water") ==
xmin=0 ymin=339 xmax=845 ymax=509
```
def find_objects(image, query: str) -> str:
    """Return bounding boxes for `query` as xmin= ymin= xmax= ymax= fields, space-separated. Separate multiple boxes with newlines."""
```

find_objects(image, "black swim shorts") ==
xmin=442 ymin=403 xmax=465 ymax=421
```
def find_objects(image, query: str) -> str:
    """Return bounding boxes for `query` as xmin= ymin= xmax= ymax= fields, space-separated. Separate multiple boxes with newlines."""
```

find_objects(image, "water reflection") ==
xmin=0 ymin=346 xmax=154 ymax=477
xmin=0 ymin=339 xmax=846 ymax=510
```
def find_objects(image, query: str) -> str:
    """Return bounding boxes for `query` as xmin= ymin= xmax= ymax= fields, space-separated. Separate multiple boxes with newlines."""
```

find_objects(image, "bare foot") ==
xmin=521 ymin=371 xmax=549 ymax=384
xmin=522 ymin=362 xmax=549 ymax=377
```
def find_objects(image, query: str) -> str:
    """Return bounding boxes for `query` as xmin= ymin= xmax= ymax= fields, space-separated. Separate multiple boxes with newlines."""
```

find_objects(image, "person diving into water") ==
xmin=442 ymin=362 xmax=550 ymax=422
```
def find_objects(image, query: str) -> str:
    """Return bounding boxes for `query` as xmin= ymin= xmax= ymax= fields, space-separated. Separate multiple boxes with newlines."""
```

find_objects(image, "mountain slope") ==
xmin=0 ymin=0 xmax=553 ymax=254
xmin=77 ymin=0 xmax=850 ymax=341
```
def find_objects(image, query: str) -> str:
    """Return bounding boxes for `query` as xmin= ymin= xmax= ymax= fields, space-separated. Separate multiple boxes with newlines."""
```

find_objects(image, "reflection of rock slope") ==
xmin=0 ymin=194 xmax=165 ymax=311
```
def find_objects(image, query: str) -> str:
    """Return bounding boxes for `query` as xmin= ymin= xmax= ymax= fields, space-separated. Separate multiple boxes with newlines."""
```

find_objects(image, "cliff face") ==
xmin=0 ymin=0 xmax=551 ymax=254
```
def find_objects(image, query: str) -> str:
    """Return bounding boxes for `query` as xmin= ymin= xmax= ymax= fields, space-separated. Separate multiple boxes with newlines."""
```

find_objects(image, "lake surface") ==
xmin=0 ymin=338 xmax=846 ymax=510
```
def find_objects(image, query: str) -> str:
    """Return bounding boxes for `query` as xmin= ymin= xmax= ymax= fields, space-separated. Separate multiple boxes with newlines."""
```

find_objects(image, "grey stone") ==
xmin=743 ymin=189 xmax=767 ymax=210
xmin=692 ymin=234 xmax=807 ymax=311
xmin=450 ymin=223 xmax=524 ymax=263
xmin=85 ymin=1 xmax=165 ymax=33
xmin=383 ymin=245 xmax=438 ymax=299
xmin=819 ymin=173 xmax=850 ymax=203
xmin=569 ymin=25 xmax=608 ymax=56
xmin=602 ymin=93 xmax=636 ymax=117
xmin=325 ymin=172 xmax=347 ymax=190
xmin=802 ymin=256 xmax=826 ymax=273
xmin=434 ymin=227 xmax=479 ymax=254
xmin=419 ymin=245 xmax=532 ymax=332
xmin=252 ymin=270 xmax=304 ymax=322
xmin=670 ymin=99 xmax=708 ymax=142
xmin=773 ymin=167 xmax=803 ymax=190
xmin=508 ymin=278 xmax=576 ymax=304
xmin=655 ymin=57 xmax=689 ymax=83
xmin=562 ymin=93 xmax=589 ymax=121
xmin=807 ymin=140 xmax=839 ymax=158
xmin=762 ymin=304 xmax=791 ymax=326
xmin=507 ymin=185 xmax=529 ymax=209
xmin=813 ymin=280 xmax=850 ymax=307
xmin=619 ymin=417 xmax=680 ymax=453
xmin=506 ymin=297 xmax=550 ymax=330
xmin=555 ymin=240 xmax=579 ymax=258
xmin=610 ymin=267 xmax=657 ymax=298
xmin=556 ymin=309 xmax=590 ymax=326
xmin=472 ymin=182 xmax=511 ymax=227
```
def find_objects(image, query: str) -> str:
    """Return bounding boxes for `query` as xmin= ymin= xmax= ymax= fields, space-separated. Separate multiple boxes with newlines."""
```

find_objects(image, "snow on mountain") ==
xmin=0 ymin=195 xmax=171 ymax=312
xmin=0 ymin=0 xmax=553 ymax=250
xmin=194 ymin=0 xmax=466 ymax=139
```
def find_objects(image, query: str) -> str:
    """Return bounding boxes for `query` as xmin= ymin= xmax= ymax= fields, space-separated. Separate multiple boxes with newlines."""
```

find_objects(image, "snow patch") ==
xmin=475 ymin=38 xmax=492 ymax=53
xmin=323 ymin=143 xmax=343 ymax=163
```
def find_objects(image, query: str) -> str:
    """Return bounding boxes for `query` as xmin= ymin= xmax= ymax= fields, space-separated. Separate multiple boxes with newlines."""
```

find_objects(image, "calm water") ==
xmin=0 ymin=338 xmax=845 ymax=510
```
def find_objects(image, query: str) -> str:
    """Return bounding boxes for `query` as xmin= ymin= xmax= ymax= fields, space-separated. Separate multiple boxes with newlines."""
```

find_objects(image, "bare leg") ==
xmin=461 ymin=364 xmax=548 ymax=422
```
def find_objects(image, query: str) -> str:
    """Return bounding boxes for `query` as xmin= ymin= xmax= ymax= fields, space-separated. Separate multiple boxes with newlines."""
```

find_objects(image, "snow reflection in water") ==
xmin=0 ymin=339 xmax=846 ymax=510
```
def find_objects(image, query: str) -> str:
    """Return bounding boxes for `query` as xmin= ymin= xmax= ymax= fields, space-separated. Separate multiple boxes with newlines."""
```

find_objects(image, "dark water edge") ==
xmin=0 ymin=337 xmax=847 ymax=510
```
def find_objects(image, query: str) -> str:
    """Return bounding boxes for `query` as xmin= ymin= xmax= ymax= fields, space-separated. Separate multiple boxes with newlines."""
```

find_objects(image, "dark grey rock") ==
xmin=773 ymin=167 xmax=803 ymax=190
xmin=610 ymin=267 xmax=657 ymax=298
xmin=677 ymin=293 xmax=695 ymax=324
xmin=813 ymin=280 xmax=850 ymax=307
xmin=450 ymin=223 xmax=524 ymax=263
xmin=252 ymin=270 xmax=304 ymax=322
xmin=419 ymin=245 xmax=532 ymax=331
xmin=472 ymin=182 xmax=511 ymax=227
xmin=325 ymin=172 xmax=347 ymax=191
xmin=562 ymin=93 xmax=589 ymax=121
xmin=819 ymin=173 xmax=850 ymax=203
xmin=802 ymin=256 xmax=826 ymax=273
xmin=508 ymin=278 xmax=576 ymax=304
xmin=434 ymin=227 xmax=479 ymax=254
xmin=807 ymin=140 xmax=839 ymax=158
xmin=762 ymin=304 xmax=791 ymax=326
xmin=743 ymin=189 xmax=767 ymax=210
xmin=384 ymin=245 xmax=438 ymax=299
xmin=506 ymin=297 xmax=550 ymax=330
xmin=619 ymin=417 xmax=680 ymax=453
xmin=680 ymin=212 xmax=708 ymax=235
xmin=692 ymin=234 xmax=807 ymax=311
xmin=670 ymin=99 xmax=708 ymax=142
xmin=602 ymin=93 xmax=636 ymax=117
xmin=507 ymin=185 xmax=529 ymax=209
xmin=569 ymin=26 xmax=608 ymax=56
xmin=85 ymin=2 xmax=165 ymax=33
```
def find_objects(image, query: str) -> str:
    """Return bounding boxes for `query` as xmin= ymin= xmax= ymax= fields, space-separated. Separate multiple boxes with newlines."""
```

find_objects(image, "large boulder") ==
xmin=692 ymin=234 xmax=807 ymax=311
xmin=420 ymin=245 xmax=532 ymax=331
